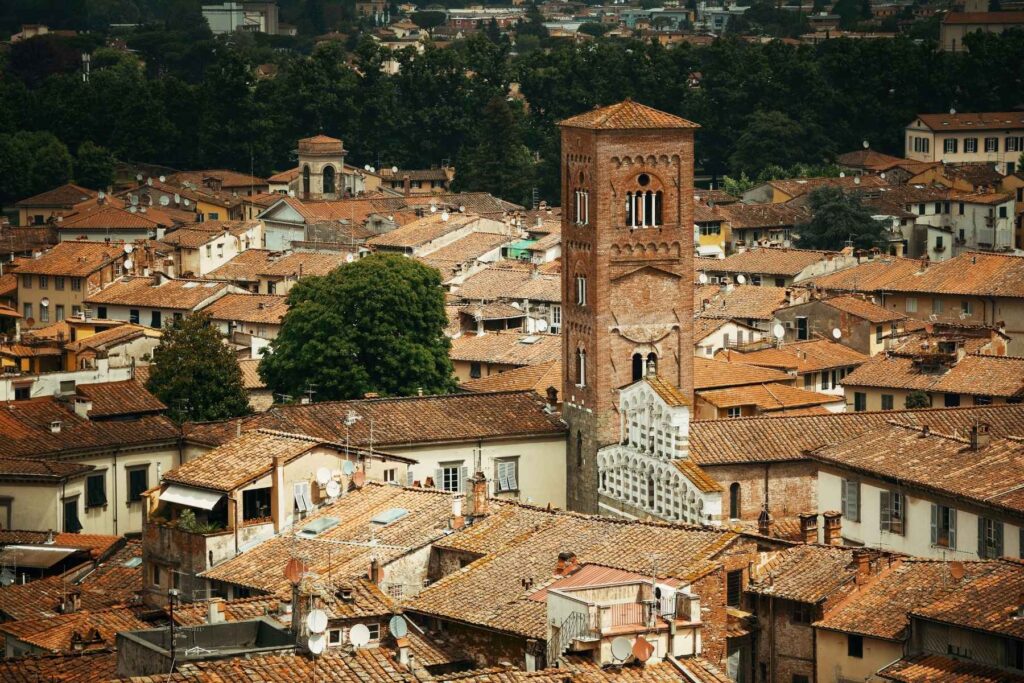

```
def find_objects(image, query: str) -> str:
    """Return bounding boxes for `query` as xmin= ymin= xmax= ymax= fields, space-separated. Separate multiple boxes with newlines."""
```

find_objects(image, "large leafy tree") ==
xmin=0 ymin=131 xmax=72 ymax=204
xmin=146 ymin=312 xmax=251 ymax=423
xmin=456 ymin=95 xmax=536 ymax=206
xmin=74 ymin=141 xmax=115 ymax=190
xmin=795 ymin=186 xmax=887 ymax=251
xmin=260 ymin=254 xmax=456 ymax=401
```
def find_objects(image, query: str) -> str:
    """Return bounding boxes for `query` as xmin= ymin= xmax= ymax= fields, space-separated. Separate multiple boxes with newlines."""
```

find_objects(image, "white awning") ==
xmin=0 ymin=546 xmax=79 ymax=569
xmin=160 ymin=484 xmax=224 ymax=510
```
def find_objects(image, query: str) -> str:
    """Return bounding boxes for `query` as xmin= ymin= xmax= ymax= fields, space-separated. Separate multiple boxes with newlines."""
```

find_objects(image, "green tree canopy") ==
xmin=728 ymin=110 xmax=833 ymax=178
xmin=259 ymin=254 xmax=456 ymax=401
xmin=74 ymin=141 xmax=115 ymax=190
xmin=795 ymin=186 xmax=887 ymax=251
xmin=0 ymin=131 xmax=72 ymax=204
xmin=905 ymin=390 xmax=931 ymax=409
xmin=411 ymin=10 xmax=447 ymax=34
xmin=146 ymin=312 xmax=251 ymax=423
xmin=455 ymin=95 xmax=536 ymax=206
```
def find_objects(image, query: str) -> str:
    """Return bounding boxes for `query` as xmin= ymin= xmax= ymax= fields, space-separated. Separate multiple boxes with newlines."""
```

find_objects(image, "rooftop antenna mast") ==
xmin=304 ymin=382 xmax=317 ymax=404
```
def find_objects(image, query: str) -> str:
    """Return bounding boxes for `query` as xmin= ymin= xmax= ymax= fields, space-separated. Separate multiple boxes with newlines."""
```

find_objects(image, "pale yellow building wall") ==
xmin=815 ymin=630 xmax=903 ymax=683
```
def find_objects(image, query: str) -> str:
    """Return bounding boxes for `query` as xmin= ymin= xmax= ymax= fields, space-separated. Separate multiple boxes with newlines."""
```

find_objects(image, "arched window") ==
xmin=576 ymin=348 xmax=587 ymax=387
xmin=647 ymin=474 xmax=656 ymax=509
xmin=646 ymin=352 xmax=657 ymax=377
xmin=576 ymin=431 xmax=583 ymax=468
xmin=654 ymin=191 xmax=663 ymax=226
xmin=626 ymin=174 xmax=663 ymax=229
xmin=625 ymin=192 xmax=634 ymax=227
xmin=323 ymin=165 xmax=336 ymax=195
xmin=302 ymin=165 xmax=311 ymax=197
xmin=632 ymin=353 xmax=644 ymax=382
xmin=729 ymin=482 xmax=741 ymax=520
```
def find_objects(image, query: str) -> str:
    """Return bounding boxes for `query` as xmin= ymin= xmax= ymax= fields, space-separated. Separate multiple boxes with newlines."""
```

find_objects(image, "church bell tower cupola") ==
xmin=558 ymin=99 xmax=699 ymax=513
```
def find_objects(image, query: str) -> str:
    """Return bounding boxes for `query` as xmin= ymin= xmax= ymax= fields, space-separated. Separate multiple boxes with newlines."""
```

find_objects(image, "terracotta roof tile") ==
xmin=820 ymin=294 xmax=905 ymax=323
xmin=718 ymin=339 xmax=869 ymax=374
xmin=74 ymin=380 xmax=165 ymax=418
xmin=0 ymin=457 xmax=93 ymax=481
xmin=914 ymin=110 xmax=1024 ymax=130
xmin=201 ymin=293 xmax=288 ymax=325
xmin=85 ymin=276 xmax=233 ymax=310
xmin=15 ymin=242 xmax=124 ymax=277
xmin=695 ymin=285 xmax=792 ymax=321
xmin=0 ymin=606 xmax=149 ymax=653
xmin=747 ymin=544 xmax=858 ymax=604
xmin=878 ymin=653 xmax=1024 ymax=683
xmin=259 ymin=250 xmax=348 ymax=277
xmin=673 ymin=459 xmax=722 ymax=493
xmin=911 ymin=558 xmax=1024 ymax=639
xmin=647 ymin=375 xmax=691 ymax=407
xmin=766 ymin=174 xmax=888 ymax=199
xmin=58 ymin=205 xmax=165 ymax=230
xmin=449 ymin=331 xmax=561 ymax=367
xmin=268 ymin=167 xmax=301 ymax=183
xmin=688 ymin=403 xmax=1024 ymax=466
xmin=807 ymin=257 xmax=927 ymax=293
xmin=63 ymin=324 xmax=155 ymax=354
xmin=238 ymin=358 xmax=266 ymax=390
xmin=0 ymin=649 xmax=118 ymax=682
xmin=698 ymin=383 xmax=839 ymax=411
xmin=460 ymin=360 xmax=561 ymax=395
xmin=836 ymin=149 xmax=908 ymax=169
xmin=367 ymin=214 xmax=481 ymax=250
xmin=884 ymin=251 xmax=1024 ymax=298
xmin=166 ymin=168 xmax=268 ymax=189
xmin=15 ymin=184 xmax=96 ymax=208
xmin=843 ymin=352 xmax=1024 ymax=397
xmin=455 ymin=264 xmax=560 ymax=303
xmin=160 ymin=220 xmax=257 ymax=248
xmin=560 ymin=100 xmax=699 ymax=130
xmin=417 ymin=232 xmax=511 ymax=276
xmin=715 ymin=203 xmax=807 ymax=229
xmin=204 ymin=249 xmax=274 ymax=281
xmin=693 ymin=357 xmax=792 ymax=390
xmin=709 ymin=248 xmax=839 ymax=277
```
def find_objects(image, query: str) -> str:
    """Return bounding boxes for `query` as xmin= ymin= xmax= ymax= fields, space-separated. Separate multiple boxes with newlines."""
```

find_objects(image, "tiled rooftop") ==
xmin=717 ymin=339 xmax=869 ymax=374
xmin=559 ymin=99 xmax=699 ymax=130
xmin=85 ymin=276 xmax=233 ymax=310
xmin=63 ymin=323 xmax=155 ymax=354
xmin=459 ymin=359 xmax=561 ymax=395
xmin=911 ymin=558 xmax=1024 ymax=639
xmin=0 ymin=606 xmax=149 ymax=653
xmin=201 ymin=293 xmax=288 ymax=325
xmin=698 ymin=382 xmax=840 ymax=411
xmin=884 ymin=251 xmax=1024 ymax=298
xmin=75 ymin=380 xmax=166 ymax=418
xmin=695 ymin=284 xmax=792 ymax=320
xmin=366 ymin=213 xmax=479 ymax=249
xmin=766 ymin=174 xmax=888 ymax=199
xmin=843 ymin=352 xmax=1024 ymax=397
xmin=449 ymin=331 xmax=561 ymax=367
xmin=707 ymin=248 xmax=839 ymax=277
xmin=454 ymin=263 xmax=560 ymax=303
xmin=237 ymin=358 xmax=267 ymax=390
xmin=915 ymin=110 xmax=1024 ymax=131
xmin=747 ymin=544 xmax=858 ymax=604
xmin=715 ymin=202 xmax=807 ymax=229
xmin=819 ymin=294 xmax=905 ymax=323
xmin=806 ymin=257 xmax=923 ymax=293
xmin=14 ymin=241 xmax=124 ymax=277
xmin=14 ymin=183 xmax=95 ymax=208
xmin=0 ymin=649 xmax=117 ymax=682
xmin=877 ymin=653 xmax=1024 ymax=683
xmin=693 ymin=356 xmax=792 ymax=390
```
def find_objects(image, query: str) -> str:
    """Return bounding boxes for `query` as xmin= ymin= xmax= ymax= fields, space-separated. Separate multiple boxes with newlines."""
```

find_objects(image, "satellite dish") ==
xmin=862 ymin=140 xmax=869 ymax=149
xmin=950 ymin=561 xmax=965 ymax=580
xmin=345 ymin=253 xmax=354 ymax=263
xmin=429 ymin=205 xmax=437 ymax=213
xmin=773 ymin=323 xmax=786 ymax=340
xmin=124 ymin=243 xmax=134 ymax=254
xmin=129 ymin=206 xmax=138 ymax=213
xmin=308 ymin=632 xmax=326 ymax=656
xmin=441 ymin=211 xmax=450 ymax=222
xmin=389 ymin=615 xmax=409 ymax=638
xmin=736 ymin=274 xmax=747 ymax=285
xmin=307 ymin=609 xmax=329 ymax=634
xmin=832 ymin=327 xmax=842 ymax=340
xmin=352 ymin=471 xmax=366 ymax=488
xmin=350 ymin=624 xmax=371 ymax=647
xmin=183 ymin=199 xmax=191 ymax=207
xmin=880 ymin=172 xmax=886 ymax=180
xmin=839 ymin=172 xmax=845 ymax=178
xmin=364 ymin=164 xmax=372 ymax=171
xmin=536 ymin=319 xmax=549 ymax=333
xmin=40 ymin=298 xmax=49 ymax=307
xmin=949 ymin=107 xmax=956 ymax=115
xmin=458 ymin=206 xmax=465 ymax=213
xmin=342 ymin=461 xmax=356 ymax=476
xmin=147 ymin=177 xmax=153 ymax=186
xmin=698 ymin=272 xmax=708 ymax=285
xmin=854 ymin=176 xmax=861 ymax=186
xmin=287 ymin=190 xmax=295 ymax=198
xmin=284 ymin=557 xmax=305 ymax=585
xmin=391 ymin=166 xmax=399 ymax=173
xmin=98 ymin=191 xmax=105 ymax=199
xmin=130 ymin=194 xmax=139 ymax=205
xmin=326 ymin=480 xmax=341 ymax=498
xmin=632 ymin=637 xmax=654 ymax=662
xmin=124 ymin=259 xmax=134 ymax=270
xmin=159 ymin=196 xmax=170 ymax=206
xmin=159 ymin=175 xmax=166 ymax=183
xmin=174 ymin=193 xmax=181 ymax=203
xmin=0 ymin=568 xmax=14 ymax=587
xmin=136 ymin=173 xmax=143 ymax=181
xmin=610 ymin=636 xmax=631 ymax=662
xmin=316 ymin=468 xmax=332 ymax=485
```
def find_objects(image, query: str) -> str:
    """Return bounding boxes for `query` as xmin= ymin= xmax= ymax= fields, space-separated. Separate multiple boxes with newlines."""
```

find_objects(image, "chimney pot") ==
xmin=822 ymin=510 xmax=842 ymax=546
xmin=798 ymin=512 xmax=818 ymax=544
xmin=370 ymin=557 xmax=384 ymax=585
xmin=555 ymin=551 xmax=578 ymax=576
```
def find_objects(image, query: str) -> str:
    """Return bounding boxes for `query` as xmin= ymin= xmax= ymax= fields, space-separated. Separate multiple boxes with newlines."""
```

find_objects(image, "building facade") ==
xmin=559 ymin=100 xmax=698 ymax=513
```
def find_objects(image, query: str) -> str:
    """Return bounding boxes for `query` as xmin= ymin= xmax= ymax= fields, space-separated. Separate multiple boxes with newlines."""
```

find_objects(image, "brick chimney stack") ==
xmin=969 ymin=422 xmax=991 ymax=451
xmin=554 ymin=551 xmax=578 ymax=576
xmin=370 ymin=557 xmax=384 ymax=585
xmin=798 ymin=512 xmax=818 ymax=544
xmin=822 ymin=511 xmax=842 ymax=545
xmin=757 ymin=506 xmax=772 ymax=537
xmin=466 ymin=472 xmax=489 ymax=518
xmin=853 ymin=549 xmax=871 ymax=584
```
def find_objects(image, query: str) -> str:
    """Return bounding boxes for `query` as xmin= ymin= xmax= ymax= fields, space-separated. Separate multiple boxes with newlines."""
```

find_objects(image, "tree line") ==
xmin=1 ymin=23 xmax=1022 ymax=206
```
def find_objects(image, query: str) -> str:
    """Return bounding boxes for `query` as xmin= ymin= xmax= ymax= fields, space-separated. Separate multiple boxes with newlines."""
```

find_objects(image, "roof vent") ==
xmin=297 ymin=516 xmax=340 ymax=538
xmin=49 ymin=420 xmax=62 ymax=434
xmin=371 ymin=508 xmax=409 ymax=526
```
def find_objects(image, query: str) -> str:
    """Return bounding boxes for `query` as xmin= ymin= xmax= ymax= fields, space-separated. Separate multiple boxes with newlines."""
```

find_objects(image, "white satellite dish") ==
xmin=40 ymin=298 xmax=49 ymax=307
xmin=307 ymin=632 xmax=326 ymax=656
xmin=429 ymin=205 xmax=437 ymax=213
xmin=854 ymin=176 xmax=861 ymax=185
xmin=610 ymin=636 xmax=632 ymax=662
xmin=124 ymin=258 xmax=134 ymax=270
xmin=131 ymin=194 xmax=139 ymax=205
xmin=949 ymin=107 xmax=956 ymax=115
xmin=772 ymin=323 xmax=786 ymax=340
xmin=342 ymin=461 xmax=356 ymax=476
xmin=736 ymin=274 xmax=747 ymax=285
xmin=364 ymin=164 xmax=371 ymax=171
xmin=316 ymin=468 xmax=332 ymax=485
xmin=458 ymin=206 xmax=465 ymax=213
xmin=441 ymin=211 xmax=450 ymax=222
xmin=129 ymin=206 xmax=138 ymax=213
xmin=98 ymin=190 xmax=105 ymax=199
xmin=136 ymin=173 xmax=143 ymax=181
xmin=307 ymin=609 xmax=329 ymax=634
xmin=698 ymin=272 xmax=708 ymax=285
xmin=345 ymin=253 xmax=354 ymax=263
xmin=0 ymin=568 xmax=14 ymax=587
xmin=389 ymin=615 xmax=409 ymax=638
xmin=287 ymin=190 xmax=295 ymax=198
xmin=391 ymin=166 xmax=398 ymax=173
xmin=159 ymin=196 xmax=170 ymax=206
xmin=147 ymin=177 xmax=153 ymax=186
xmin=326 ymin=480 xmax=341 ymax=498
xmin=862 ymin=140 xmax=869 ymax=149
xmin=174 ymin=193 xmax=181 ymax=203
xmin=349 ymin=623 xmax=371 ymax=647
xmin=124 ymin=243 xmax=134 ymax=254
xmin=839 ymin=172 xmax=845 ymax=178
xmin=536 ymin=319 xmax=549 ymax=333
xmin=159 ymin=175 xmax=166 ymax=183
xmin=880 ymin=172 xmax=886 ymax=180
xmin=183 ymin=199 xmax=191 ymax=207
xmin=832 ymin=327 xmax=842 ymax=340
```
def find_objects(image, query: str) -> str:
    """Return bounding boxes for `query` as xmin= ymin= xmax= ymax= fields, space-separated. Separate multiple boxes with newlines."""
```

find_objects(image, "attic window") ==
xmin=371 ymin=508 xmax=409 ymax=526
xmin=297 ymin=516 xmax=340 ymax=538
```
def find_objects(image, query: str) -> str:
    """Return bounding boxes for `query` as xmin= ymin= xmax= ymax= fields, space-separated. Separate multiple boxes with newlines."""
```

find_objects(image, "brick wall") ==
xmin=703 ymin=461 xmax=818 ymax=522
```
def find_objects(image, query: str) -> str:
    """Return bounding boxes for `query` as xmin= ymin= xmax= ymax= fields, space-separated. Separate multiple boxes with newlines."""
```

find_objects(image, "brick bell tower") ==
xmin=559 ymin=100 xmax=698 ymax=514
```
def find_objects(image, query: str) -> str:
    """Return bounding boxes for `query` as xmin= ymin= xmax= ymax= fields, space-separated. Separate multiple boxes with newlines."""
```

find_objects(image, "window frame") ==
xmin=841 ymin=478 xmax=860 ymax=522
xmin=128 ymin=466 xmax=149 ymax=503
xmin=86 ymin=472 xmax=107 ymax=508
xmin=847 ymin=634 xmax=864 ymax=658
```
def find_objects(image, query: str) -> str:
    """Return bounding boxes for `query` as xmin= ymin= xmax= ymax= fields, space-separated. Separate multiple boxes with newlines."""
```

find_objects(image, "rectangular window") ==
xmin=130 ymin=309 xmax=140 ymax=324
xmin=293 ymin=481 xmax=312 ymax=515
xmin=97 ymin=306 xmax=107 ymax=319
xmin=39 ymin=305 xmax=48 ymax=322
xmin=71 ymin=277 xmax=82 ymax=291
xmin=792 ymin=602 xmax=814 ymax=625
xmin=1006 ymin=137 xmax=1024 ymax=153
xmin=804 ymin=374 xmax=813 ymax=389
xmin=943 ymin=138 xmax=958 ymax=154
xmin=438 ymin=463 xmax=466 ymax=493
xmin=793 ymin=676 xmax=810 ymax=683
xmin=931 ymin=504 xmax=956 ymax=548
xmin=978 ymin=517 xmax=1003 ymax=559
xmin=55 ymin=305 xmax=64 ymax=321
xmin=985 ymin=137 xmax=999 ymax=152
xmin=23 ymin=303 xmax=31 ymax=320
xmin=935 ymin=236 xmax=944 ymax=251
xmin=86 ymin=473 xmax=107 ymax=508
xmin=206 ymin=245 xmax=213 ymax=258
xmin=880 ymin=490 xmax=905 ymax=535
xmin=367 ymin=623 xmax=380 ymax=641
xmin=14 ymin=387 xmax=29 ymax=401
xmin=876 ymin=325 xmax=883 ymax=343
xmin=38 ymin=275 xmax=48 ymax=289
xmin=726 ymin=569 xmax=743 ymax=607
xmin=72 ymin=305 xmax=81 ymax=318
xmin=881 ymin=394 xmax=894 ymax=410
xmin=906 ymin=297 xmax=918 ymax=313
xmin=551 ymin=305 xmax=561 ymax=333
xmin=962 ymin=300 xmax=973 ymax=316
xmin=55 ymin=276 xmax=64 ymax=290
xmin=21 ymin=275 xmax=31 ymax=289
xmin=152 ymin=564 xmax=161 ymax=587
xmin=727 ymin=407 xmax=741 ymax=418
xmin=934 ymin=202 xmax=941 ymax=214
xmin=959 ymin=202 xmax=965 ymax=215
xmin=933 ymin=299 xmax=944 ymax=315
xmin=847 ymin=634 xmax=864 ymax=658
xmin=796 ymin=316 xmax=808 ymax=341
xmin=1000 ymin=206 xmax=1008 ymax=219
xmin=965 ymin=138 xmax=977 ymax=153
xmin=841 ymin=479 xmax=860 ymax=522
xmin=63 ymin=497 xmax=82 ymax=533
xmin=470 ymin=362 xmax=481 ymax=379
xmin=216 ymin=243 xmax=224 ymax=258
xmin=854 ymin=392 xmax=866 ymax=412
xmin=128 ymin=467 xmax=148 ymax=502
xmin=209 ymin=212 xmax=220 ymax=220
xmin=59 ymin=380 xmax=75 ymax=394
xmin=150 ymin=311 xmax=161 ymax=329
xmin=242 ymin=487 xmax=271 ymax=521
xmin=328 ymin=629 xmax=342 ymax=646
xmin=495 ymin=458 xmax=519 ymax=493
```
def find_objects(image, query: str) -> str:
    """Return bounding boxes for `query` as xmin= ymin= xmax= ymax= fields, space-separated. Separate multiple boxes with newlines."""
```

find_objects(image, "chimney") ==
xmin=797 ymin=513 xmax=818 ymax=544
xmin=49 ymin=420 xmax=62 ymax=434
xmin=395 ymin=636 xmax=411 ymax=666
xmin=370 ymin=557 xmax=384 ymax=585
xmin=822 ymin=511 xmax=842 ymax=546
xmin=74 ymin=398 xmax=92 ymax=420
xmin=465 ymin=471 xmax=489 ymax=518
xmin=757 ymin=506 xmax=772 ymax=537
xmin=853 ymin=549 xmax=871 ymax=583
xmin=920 ymin=425 xmax=930 ymax=437
xmin=207 ymin=597 xmax=225 ymax=624
xmin=969 ymin=422 xmax=991 ymax=451
xmin=44 ymin=529 xmax=55 ymax=545
xmin=402 ymin=174 xmax=411 ymax=197
xmin=450 ymin=496 xmax=465 ymax=530
xmin=555 ymin=552 xmax=578 ymax=576
xmin=60 ymin=590 xmax=82 ymax=614
xmin=545 ymin=386 xmax=558 ymax=407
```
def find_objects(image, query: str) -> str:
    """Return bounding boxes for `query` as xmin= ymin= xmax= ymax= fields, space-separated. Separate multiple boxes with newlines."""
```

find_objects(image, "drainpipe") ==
xmin=112 ymin=448 xmax=119 ymax=536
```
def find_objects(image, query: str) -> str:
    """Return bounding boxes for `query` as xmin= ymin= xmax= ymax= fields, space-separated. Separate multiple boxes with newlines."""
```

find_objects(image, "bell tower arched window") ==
xmin=625 ymin=174 xmax=663 ymax=229
xmin=302 ymin=165 xmax=311 ymax=197
xmin=323 ymin=165 xmax=336 ymax=195
xmin=573 ymin=173 xmax=589 ymax=226
xmin=632 ymin=353 xmax=644 ymax=382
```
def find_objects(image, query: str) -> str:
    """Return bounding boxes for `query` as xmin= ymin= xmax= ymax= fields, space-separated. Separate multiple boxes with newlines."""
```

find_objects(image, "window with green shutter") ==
xmin=86 ymin=473 xmax=106 ymax=508
xmin=128 ymin=467 xmax=148 ymax=502
xmin=841 ymin=479 xmax=860 ymax=522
